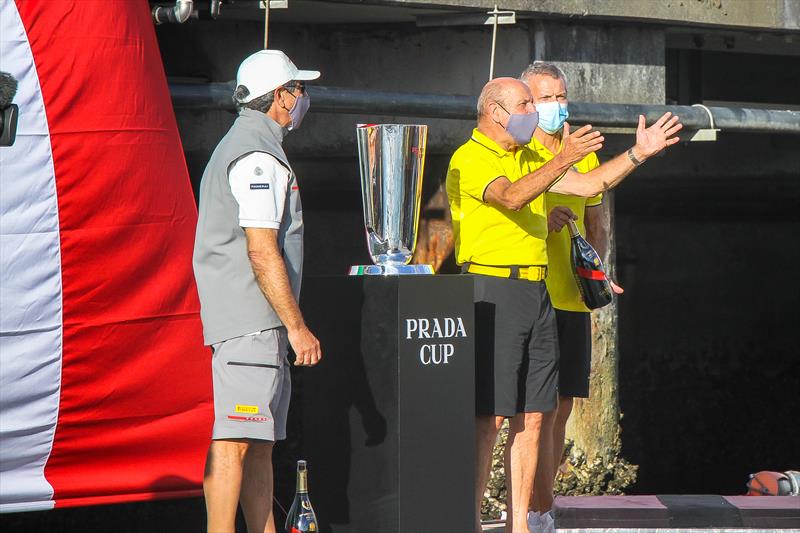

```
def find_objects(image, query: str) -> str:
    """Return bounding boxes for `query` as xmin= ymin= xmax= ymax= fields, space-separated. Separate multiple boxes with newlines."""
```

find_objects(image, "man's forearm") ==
xmin=494 ymin=154 xmax=576 ymax=210
xmin=551 ymin=147 xmax=642 ymax=197
xmin=584 ymin=206 xmax=608 ymax=260
xmin=583 ymin=145 xmax=644 ymax=194
xmin=249 ymin=248 xmax=305 ymax=331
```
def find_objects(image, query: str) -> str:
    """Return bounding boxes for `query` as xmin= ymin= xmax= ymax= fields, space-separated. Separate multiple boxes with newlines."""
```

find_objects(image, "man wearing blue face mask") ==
xmin=193 ymin=49 xmax=321 ymax=533
xmin=519 ymin=60 xmax=683 ymax=532
xmin=446 ymin=77 xmax=682 ymax=533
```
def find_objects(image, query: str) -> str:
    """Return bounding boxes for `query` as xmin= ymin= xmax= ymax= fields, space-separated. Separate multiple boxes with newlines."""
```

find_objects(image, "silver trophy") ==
xmin=350 ymin=124 xmax=433 ymax=275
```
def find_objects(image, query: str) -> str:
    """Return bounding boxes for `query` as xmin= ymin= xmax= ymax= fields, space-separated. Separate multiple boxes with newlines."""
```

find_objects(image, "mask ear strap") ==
xmin=493 ymin=102 xmax=510 ymax=126
xmin=278 ymin=86 xmax=296 ymax=112
xmin=495 ymin=102 xmax=511 ymax=116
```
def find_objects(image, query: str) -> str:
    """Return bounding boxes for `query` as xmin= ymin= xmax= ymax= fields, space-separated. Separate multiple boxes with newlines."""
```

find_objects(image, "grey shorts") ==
xmin=555 ymin=309 xmax=592 ymax=398
xmin=211 ymin=328 xmax=291 ymax=441
xmin=473 ymin=275 xmax=559 ymax=416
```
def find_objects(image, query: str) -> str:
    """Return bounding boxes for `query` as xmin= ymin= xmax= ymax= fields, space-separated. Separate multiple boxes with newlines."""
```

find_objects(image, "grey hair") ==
xmin=233 ymin=86 xmax=275 ymax=113
xmin=519 ymin=60 xmax=568 ymax=85
xmin=234 ymin=80 xmax=303 ymax=112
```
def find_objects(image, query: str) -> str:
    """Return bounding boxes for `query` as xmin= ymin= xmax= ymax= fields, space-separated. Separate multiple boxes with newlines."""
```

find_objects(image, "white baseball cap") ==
xmin=234 ymin=50 xmax=320 ymax=104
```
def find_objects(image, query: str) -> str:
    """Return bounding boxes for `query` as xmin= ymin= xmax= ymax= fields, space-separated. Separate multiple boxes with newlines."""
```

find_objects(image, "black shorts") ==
xmin=555 ymin=309 xmax=592 ymax=398
xmin=473 ymin=275 xmax=559 ymax=417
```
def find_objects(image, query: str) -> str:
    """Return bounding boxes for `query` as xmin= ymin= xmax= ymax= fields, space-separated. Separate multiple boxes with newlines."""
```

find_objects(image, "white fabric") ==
xmin=0 ymin=0 xmax=62 ymax=512
xmin=235 ymin=50 xmax=319 ymax=103
xmin=229 ymin=152 xmax=290 ymax=230
xmin=541 ymin=510 xmax=554 ymax=533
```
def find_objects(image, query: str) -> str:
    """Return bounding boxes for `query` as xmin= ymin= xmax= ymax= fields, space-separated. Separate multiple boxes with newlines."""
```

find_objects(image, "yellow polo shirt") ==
xmin=446 ymin=129 xmax=550 ymax=267
xmin=527 ymin=136 xmax=602 ymax=312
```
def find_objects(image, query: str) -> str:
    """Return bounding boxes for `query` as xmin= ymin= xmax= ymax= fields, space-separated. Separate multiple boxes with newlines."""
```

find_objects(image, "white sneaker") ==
xmin=540 ymin=511 xmax=555 ymax=533
xmin=526 ymin=511 xmax=542 ymax=531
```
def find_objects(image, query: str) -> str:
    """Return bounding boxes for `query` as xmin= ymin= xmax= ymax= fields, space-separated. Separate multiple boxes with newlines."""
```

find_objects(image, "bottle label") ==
xmin=576 ymin=266 xmax=607 ymax=280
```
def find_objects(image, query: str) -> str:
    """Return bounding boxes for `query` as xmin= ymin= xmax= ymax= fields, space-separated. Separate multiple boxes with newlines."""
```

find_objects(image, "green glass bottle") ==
xmin=285 ymin=460 xmax=319 ymax=533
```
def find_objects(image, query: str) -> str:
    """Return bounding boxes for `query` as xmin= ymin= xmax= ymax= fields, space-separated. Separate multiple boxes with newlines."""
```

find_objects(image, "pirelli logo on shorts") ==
xmin=229 ymin=404 xmax=270 ymax=422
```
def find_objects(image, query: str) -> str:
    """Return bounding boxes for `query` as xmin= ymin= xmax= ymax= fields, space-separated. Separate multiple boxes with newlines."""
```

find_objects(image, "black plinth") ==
xmin=297 ymin=275 xmax=476 ymax=533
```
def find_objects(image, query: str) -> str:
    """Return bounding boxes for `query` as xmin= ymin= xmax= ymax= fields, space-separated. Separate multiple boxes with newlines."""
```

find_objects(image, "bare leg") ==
xmin=532 ymin=409 xmax=557 ymax=514
xmin=505 ymin=412 xmax=543 ymax=533
xmin=240 ymin=440 xmax=276 ymax=533
xmin=533 ymin=396 xmax=573 ymax=512
xmin=204 ymin=439 xmax=250 ymax=533
xmin=551 ymin=396 xmax=573 ymax=482
xmin=476 ymin=415 xmax=505 ymax=533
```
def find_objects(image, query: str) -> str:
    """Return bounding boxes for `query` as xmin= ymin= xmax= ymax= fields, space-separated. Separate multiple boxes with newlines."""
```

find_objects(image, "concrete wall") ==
xmin=530 ymin=21 xmax=666 ymax=104
xmin=392 ymin=0 xmax=800 ymax=31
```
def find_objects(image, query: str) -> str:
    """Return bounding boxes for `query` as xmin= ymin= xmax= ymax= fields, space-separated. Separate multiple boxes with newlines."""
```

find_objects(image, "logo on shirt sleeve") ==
xmin=250 ymin=183 xmax=270 ymax=190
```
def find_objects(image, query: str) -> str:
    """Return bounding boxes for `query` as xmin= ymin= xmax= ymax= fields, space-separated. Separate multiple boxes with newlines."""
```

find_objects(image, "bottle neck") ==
xmin=566 ymin=219 xmax=580 ymax=238
xmin=296 ymin=462 xmax=308 ymax=493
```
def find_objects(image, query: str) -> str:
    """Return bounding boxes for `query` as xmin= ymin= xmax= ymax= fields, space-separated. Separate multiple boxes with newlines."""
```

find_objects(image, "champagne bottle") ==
xmin=566 ymin=219 xmax=613 ymax=310
xmin=285 ymin=460 xmax=318 ymax=533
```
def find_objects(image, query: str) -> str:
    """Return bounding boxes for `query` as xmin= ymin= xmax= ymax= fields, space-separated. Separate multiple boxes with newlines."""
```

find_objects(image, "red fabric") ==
xmin=16 ymin=0 xmax=213 ymax=507
xmin=576 ymin=266 xmax=607 ymax=281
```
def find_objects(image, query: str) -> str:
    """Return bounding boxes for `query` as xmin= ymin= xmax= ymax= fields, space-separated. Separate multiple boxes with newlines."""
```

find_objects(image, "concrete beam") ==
xmin=377 ymin=0 xmax=800 ymax=32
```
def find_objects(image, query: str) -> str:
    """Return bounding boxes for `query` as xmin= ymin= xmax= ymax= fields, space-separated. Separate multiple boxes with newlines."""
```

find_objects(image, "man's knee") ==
xmin=540 ymin=408 xmax=557 ymax=430
xmin=212 ymin=438 xmax=252 ymax=456
xmin=245 ymin=440 xmax=275 ymax=460
xmin=516 ymin=411 xmax=544 ymax=432
xmin=556 ymin=396 xmax=574 ymax=424
xmin=204 ymin=439 xmax=252 ymax=476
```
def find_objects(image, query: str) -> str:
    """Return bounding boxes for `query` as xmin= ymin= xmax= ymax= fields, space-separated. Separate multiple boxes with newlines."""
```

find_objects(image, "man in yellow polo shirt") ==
xmin=446 ymin=77 xmax=682 ymax=533
xmin=521 ymin=61 xmax=678 ymax=532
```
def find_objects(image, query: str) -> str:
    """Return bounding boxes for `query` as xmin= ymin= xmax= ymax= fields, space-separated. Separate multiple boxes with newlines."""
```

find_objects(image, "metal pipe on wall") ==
xmin=152 ymin=0 xmax=194 ymax=25
xmin=168 ymin=82 xmax=800 ymax=134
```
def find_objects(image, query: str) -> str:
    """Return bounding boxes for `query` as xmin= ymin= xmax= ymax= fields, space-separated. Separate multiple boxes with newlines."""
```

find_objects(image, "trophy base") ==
xmin=349 ymin=264 xmax=434 ymax=276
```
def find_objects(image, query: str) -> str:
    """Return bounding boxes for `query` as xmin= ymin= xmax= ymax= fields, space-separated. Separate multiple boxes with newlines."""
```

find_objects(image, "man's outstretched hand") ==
xmin=634 ymin=112 xmax=683 ymax=160
xmin=559 ymin=122 xmax=604 ymax=166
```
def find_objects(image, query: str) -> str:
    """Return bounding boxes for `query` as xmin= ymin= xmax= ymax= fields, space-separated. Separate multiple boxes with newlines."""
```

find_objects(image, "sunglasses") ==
xmin=284 ymin=81 xmax=306 ymax=94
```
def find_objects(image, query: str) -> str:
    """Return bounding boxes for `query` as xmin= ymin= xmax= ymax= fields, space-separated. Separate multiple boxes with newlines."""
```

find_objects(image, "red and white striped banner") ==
xmin=1 ymin=0 xmax=212 ymax=511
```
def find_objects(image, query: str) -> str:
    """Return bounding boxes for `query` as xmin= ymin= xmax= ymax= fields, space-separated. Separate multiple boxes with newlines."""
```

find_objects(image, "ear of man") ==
xmin=275 ymin=86 xmax=290 ymax=110
xmin=489 ymin=101 xmax=501 ymax=124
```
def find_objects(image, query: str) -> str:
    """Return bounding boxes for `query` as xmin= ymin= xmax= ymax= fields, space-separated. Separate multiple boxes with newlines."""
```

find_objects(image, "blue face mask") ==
xmin=497 ymin=103 xmax=539 ymax=146
xmin=535 ymin=101 xmax=569 ymax=134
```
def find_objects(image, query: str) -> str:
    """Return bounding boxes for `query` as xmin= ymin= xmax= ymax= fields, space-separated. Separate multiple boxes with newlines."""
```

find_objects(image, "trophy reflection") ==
xmin=349 ymin=124 xmax=433 ymax=275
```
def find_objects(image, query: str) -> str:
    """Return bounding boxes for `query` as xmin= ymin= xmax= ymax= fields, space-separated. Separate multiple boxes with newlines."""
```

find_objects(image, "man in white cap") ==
xmin=193 ymin=50 xmax=321 ymax=533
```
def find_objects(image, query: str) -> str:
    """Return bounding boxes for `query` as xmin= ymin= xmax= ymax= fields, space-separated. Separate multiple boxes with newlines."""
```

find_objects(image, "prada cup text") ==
xmin=405 ymin=317 xmax=467 ymax=365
